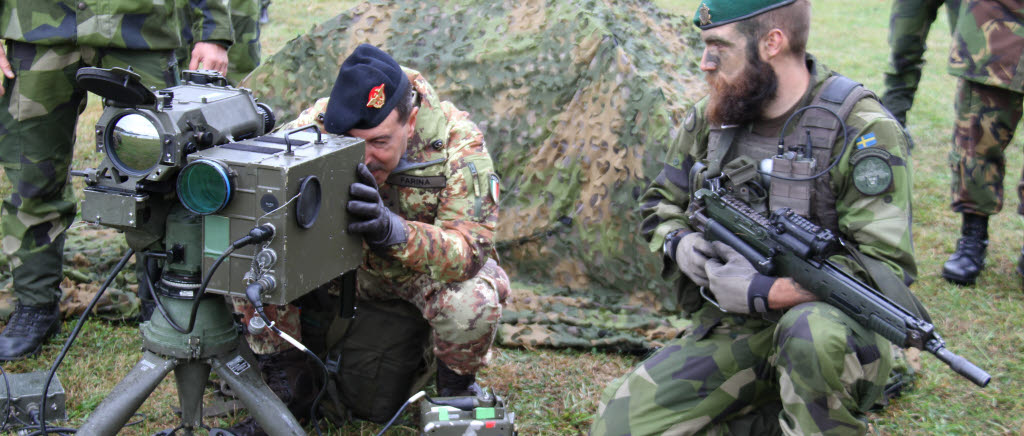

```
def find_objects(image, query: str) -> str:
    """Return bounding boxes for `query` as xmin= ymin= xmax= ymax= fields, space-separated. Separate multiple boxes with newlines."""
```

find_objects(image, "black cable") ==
xmin=140 ymin=253 xmax=189 ymax=333
xmin=175 ymin=224 xmax=274 ymax=334
xmin=248 ymin=287 xmax=328 ymax=436
xmin=759 ymin=104 xmax=849 ymax=182
xmin=38 ymin=249 xmax=134 ymax=436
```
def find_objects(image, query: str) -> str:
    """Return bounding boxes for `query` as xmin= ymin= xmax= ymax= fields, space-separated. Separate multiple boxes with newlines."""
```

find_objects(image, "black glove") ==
xmin=346 ymin=163 xmax=408 ymax=251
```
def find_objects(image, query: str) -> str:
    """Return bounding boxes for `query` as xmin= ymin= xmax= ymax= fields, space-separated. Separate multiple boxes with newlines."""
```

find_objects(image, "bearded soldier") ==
xmin=591 ymin=1 xmax=928 ymax=434
xmin=0 ymin=0 xmax=230 ymax=361
xmin=227 ymin=44 xmax=509 ymax=434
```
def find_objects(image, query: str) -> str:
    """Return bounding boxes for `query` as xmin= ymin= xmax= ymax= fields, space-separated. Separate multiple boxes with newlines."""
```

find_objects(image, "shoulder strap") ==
xmin=706 ymin=126 xmax=739 ymax=178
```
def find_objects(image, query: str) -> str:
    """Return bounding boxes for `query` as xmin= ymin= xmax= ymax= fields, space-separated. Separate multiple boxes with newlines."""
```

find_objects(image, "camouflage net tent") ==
xmin=241 ymin=0 xmax=706 ymax=352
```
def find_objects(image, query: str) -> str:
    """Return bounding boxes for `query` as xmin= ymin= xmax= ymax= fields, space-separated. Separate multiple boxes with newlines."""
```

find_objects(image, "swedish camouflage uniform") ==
xmin=591 ymin=55 xmax=925 ymax=435
xmin=882 ymin=0 xmax=961 ymax=125
xmin=0 ymin=1 xmax=229 ymax=314
xmin=234 ymin=67 xmax=509 ymax=376
xmin=178 ymin=0 xmax=261 ymax=84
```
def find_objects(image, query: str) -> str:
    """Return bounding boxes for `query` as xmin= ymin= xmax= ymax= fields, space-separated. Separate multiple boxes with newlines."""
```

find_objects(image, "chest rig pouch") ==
xmin=730 ymin=74 xmax=874 ymax=229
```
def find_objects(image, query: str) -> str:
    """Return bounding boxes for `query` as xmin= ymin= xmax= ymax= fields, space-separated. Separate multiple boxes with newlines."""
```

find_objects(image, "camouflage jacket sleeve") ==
xmin=385 ymin=104 xmax=498 ymax=283
xmin=279 ymin=97 xmax=330 ymax=132
xmin=186 ymin=0 xmax=234 ymax=45
xmin=0 ymin=0 xmax=185 ymax=50
xmin=830 ymin=98 xmax=917 ymax=285
xmin=638 ymin=100 xmax=710 ymax=278
xmin=948 ymin=0 xmax=1024 ymax=92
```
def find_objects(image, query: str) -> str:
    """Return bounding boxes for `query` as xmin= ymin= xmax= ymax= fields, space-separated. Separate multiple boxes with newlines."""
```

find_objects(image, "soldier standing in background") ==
xmin=881 ymin=0 xmax=961 ymax=126
xmin=0 ymin=0 xmax=231 ymax=361
xmin=942 ymin=0 xmax=1024 ymax=286
xmin=591 ymin=0 xmax=926 ymax=434
xmin=227 ymin=44 xmax=509 ymax=434
xmin=179 ymin=0 xmax=261 ymax=84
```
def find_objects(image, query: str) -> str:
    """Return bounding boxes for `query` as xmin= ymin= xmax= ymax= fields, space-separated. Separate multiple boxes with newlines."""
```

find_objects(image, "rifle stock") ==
xmin=688 ymin=187 xmax=991 ymax=387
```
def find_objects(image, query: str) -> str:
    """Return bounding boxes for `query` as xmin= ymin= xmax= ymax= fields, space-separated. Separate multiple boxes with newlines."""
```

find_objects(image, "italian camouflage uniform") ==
xmin=591 ymin=56 xmax=925 ymax=435
xmin=947 ymin=0 xmax=1024 ymax=217
xmin=882 ymin=0 xmax=961 ymax=125
xmin=233 ymin=67 xmax=510 ymax=375
xmin=0 ymin=0 xmax=231 ymax=307
xmin=178 ymin=0 xmax=261 ymax=84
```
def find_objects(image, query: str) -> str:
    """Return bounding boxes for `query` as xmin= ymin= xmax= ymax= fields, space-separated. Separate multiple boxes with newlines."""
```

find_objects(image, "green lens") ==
xmin=177 ymin=160 xmax=232 ymax=215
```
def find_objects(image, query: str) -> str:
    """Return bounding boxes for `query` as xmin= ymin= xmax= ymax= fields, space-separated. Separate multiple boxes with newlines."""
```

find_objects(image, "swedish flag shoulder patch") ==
xmin=856 ymin=132 xmax=878 ymax=149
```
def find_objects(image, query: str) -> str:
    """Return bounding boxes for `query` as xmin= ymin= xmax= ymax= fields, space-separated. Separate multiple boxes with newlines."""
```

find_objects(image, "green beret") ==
xmin=693 ymin=0 xmax=797 ymax=30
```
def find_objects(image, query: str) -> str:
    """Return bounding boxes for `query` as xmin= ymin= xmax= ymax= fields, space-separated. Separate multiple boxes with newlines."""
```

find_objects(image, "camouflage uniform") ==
xmin=0 ymin=0 xmax=231 ymax=307
xmin=882 ymin=0 xmax=961 ymax=125
xmin=947 ymin=0 xmax=1024 ymax=217
xmin=239 ymin=0 xmax=704 ymax=351
xmin=234 ymin=67 xmax=510 ymax=375
xmin=592 ymin=56 xmax=921 ymax=435
xmin=178 ymin=0 xmax=261 ymax=84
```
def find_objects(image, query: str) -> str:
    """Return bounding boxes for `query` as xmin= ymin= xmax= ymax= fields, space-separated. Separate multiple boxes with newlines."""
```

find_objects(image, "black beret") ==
xmin=323 ymin=44 xmax=411 ymax=134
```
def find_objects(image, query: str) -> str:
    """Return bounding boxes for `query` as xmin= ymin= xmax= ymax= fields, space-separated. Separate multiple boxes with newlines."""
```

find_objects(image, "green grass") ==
xmin=1 ymin=0 xmax=1022 ymax=434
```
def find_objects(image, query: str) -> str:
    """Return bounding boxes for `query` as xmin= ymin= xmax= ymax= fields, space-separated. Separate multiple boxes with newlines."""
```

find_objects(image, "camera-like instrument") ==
xmin=72 ymin=67 xmax=364 ymax=435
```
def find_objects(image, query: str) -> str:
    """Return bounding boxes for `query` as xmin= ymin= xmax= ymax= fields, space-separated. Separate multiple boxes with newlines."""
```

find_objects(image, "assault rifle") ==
xmin=687 ymin=184 xmax=991 ymax=387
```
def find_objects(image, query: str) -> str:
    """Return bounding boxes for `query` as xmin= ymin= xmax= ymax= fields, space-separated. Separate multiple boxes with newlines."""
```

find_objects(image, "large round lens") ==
xmin=177 ymin=159 xmax=233 ymax=215
xmin=108 ymin=113 xmax=162 ymax=175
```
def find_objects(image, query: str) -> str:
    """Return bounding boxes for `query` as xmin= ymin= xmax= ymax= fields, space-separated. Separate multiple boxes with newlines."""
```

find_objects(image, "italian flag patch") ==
xmin=489 ymin=174 xmax=500 ymax=203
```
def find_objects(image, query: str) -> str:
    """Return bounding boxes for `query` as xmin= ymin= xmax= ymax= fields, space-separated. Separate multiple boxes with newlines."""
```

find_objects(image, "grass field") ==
xmin=0 ymin=0 xmax=1021 ymax=434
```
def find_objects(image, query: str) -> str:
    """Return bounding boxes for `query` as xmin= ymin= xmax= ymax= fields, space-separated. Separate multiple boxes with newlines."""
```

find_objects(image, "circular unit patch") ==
xmin=850 ymin=147 xmax=893 ymax=196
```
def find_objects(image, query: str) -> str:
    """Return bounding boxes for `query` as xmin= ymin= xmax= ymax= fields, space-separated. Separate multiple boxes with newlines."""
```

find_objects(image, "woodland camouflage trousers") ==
xmin=949 ymin=78 xmax=1024 ymax=216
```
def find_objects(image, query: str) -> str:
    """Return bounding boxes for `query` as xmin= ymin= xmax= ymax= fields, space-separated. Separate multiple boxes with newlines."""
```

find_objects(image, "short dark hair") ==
xmin=735 ymin=0 xmax=810 ymax=57
xmin=393 ymin=86 xmax=419 ymax=124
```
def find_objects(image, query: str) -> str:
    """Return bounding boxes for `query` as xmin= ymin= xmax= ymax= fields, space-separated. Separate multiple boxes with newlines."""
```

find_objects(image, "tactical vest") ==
xmin=708 ymin=74 xmax=874 ymax=234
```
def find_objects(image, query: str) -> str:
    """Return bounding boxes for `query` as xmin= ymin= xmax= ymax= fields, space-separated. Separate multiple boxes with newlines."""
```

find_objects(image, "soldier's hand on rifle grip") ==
xmin=671 ymin=231 xmax=714 ymax=288
xmin=347 ymin=162 xmax=408 ymax=252
xmin=704 ymin=241 xmax=776 ymax=314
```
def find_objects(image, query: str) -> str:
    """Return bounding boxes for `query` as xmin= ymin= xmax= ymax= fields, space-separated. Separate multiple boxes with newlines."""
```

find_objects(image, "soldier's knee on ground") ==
xmin=430 ymin=260 xmax=506 ymax=374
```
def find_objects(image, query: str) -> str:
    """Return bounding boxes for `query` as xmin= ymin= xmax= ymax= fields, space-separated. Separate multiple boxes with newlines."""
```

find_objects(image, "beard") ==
xmin=705 ymin=52 xmax=778 ymax=126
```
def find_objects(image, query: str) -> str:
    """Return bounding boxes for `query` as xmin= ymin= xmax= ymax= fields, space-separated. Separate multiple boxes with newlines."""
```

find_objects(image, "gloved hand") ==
xmin=346 ymin=162 xmax=408 ymax=251
xmin=672 ymin=232 xmax=715 ymax=288
xmin=704 ymin=241 xmax=776 ymax=313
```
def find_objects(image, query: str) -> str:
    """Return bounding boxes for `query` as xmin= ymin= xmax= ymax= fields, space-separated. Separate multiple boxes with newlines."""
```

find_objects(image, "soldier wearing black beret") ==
xmin=228 ymin=44 xmax=509 ymax=431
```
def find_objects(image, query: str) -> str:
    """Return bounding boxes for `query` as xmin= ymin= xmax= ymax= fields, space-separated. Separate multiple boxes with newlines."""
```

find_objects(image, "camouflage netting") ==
xmin=237 ymin=0 xmax=707 ymax=352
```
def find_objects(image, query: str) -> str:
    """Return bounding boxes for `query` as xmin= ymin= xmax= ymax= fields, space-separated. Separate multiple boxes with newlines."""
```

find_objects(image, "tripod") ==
xmin=77 ymin=284 xmax=304 ymax=435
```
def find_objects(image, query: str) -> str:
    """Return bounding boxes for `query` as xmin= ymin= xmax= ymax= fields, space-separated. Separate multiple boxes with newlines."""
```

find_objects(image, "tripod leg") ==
xmin=173 ymin=359 xmax=213 ymax=434
xmin=210 ymin=349 xmax=305 ymax=436
xmin=77 ymin=350 xmax=176 ymax=436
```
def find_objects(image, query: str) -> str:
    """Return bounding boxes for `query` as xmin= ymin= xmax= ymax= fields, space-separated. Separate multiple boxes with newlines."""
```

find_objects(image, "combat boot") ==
xmin=942 ymin=214 xmax=989 ymax=285
xmin=0 ymin=303 xmax=61 ymax=361
xmin=436 ymin=360 xmax=485 ymax=398
xmin=226 ymin=349 xmax=317 ymax=436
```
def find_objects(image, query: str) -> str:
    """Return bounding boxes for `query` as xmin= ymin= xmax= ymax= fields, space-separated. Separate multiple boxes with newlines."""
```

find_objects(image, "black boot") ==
xmin=942 ymin=214 xmax=989 ymax=285
xmin=436 ymin=360 xmax=484 ymax=398
xmin=0 ymin=303 xmax=60 ymax=361
xmin=226 ymin=349 xmax=317 ymax=436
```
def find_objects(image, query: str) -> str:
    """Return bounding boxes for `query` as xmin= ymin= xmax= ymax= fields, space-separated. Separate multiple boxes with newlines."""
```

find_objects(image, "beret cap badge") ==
xmin=699 ymin=4 xmax=712 ymax=26
xmin=367 ymin=83 xmax=386 ymax=109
